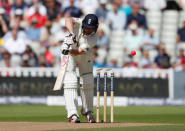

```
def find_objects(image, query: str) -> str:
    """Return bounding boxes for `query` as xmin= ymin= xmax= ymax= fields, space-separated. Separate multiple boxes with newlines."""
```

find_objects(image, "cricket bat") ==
xmin=53 ymin=54 xmax=69 ymax=91
xmin=53 ymin=33 xmax=82 ymax=91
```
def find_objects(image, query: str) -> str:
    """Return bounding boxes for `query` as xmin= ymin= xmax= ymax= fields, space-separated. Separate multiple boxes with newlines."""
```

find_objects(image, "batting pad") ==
xmin=64 ymin=88 xmax=79 ymax=118
xmin=80 ymin=85 xmax=94 ymax=114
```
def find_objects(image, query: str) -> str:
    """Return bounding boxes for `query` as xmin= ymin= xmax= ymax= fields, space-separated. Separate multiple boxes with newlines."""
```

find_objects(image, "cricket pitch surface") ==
xmin=0 ymin=122 xmax=174 ymax=131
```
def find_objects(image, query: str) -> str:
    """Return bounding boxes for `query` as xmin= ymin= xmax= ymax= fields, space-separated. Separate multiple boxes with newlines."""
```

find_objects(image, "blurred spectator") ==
xmin=0 ymin=50 xmax=11 ymax=67
xmin=50 ymin=15 xmax=64 ymax=34
xmin=44 ymin=0 xmax=61 ymax=21
xmin=126 ymin=20 xmax=145 ymax=36
xmin=143 ymin=0 xmax=166 ymax=11
xmin=27 ymin=5 xmax=47 ymax=28
xmin=24 ymin=0 xmax=32 ymax=6
xmin=80 ymin=0 xmax=99 ymax=15
xmin=27 ymin=20 xmax=50 ymax=56
xmin=21 ymin=45 xmax=38 ymax=67
xmin=61 ymin=0 xmax=80 ymax=10
xmin=123 ymin=54 xmax=138 ymax=68
xmin=0 ymin=8 xmax=9 ymax=38
xmin=139 ymin=50 xmax=153 ymax=68
xmin=27 ymin=0 xmax=47 ymax=17
xmin=95 ymin=0 xmax=108 ymax=22
xmin=0 ymin=0 xmax=11 ymax=16
xmin=21 ymin=53 xmax=29 ymax=67
xmin=45 ymin=45 xmax=55 ymax=67
xmin=93 ymin=50 xmax=104 ymax=68
xmin=177 ymin=20 xmax=185 ymax=43
xmin=123 ymin=22 xmax=143 ymax=62
xmin=106 ymin=2 xmax=126 ymax=30
xmin=3 ymin=21 xmax=29 ymax=41
xmin=11 ymin=0 xmax=27 ymax=17
xmin=105 ymin=59 xmax=120 ymax=68
xmin=165 ymin=0 xmax=181 ymax=11
xmin=27 ymin=47 xmax=38 ymax=67
xmin=40 ymin=21 xmax=54 ymax=45
xmin=10 ymin=9 xmax=28 ymax=29
xmin=117 ymin=0 xmax=132 ymax=16
xmin=3 ymin=28 xmax=29 ymax=54
xmin=123 ymin=23 xmax=143 ymax=52
xmin=129 ymin=0 xmax=144 ymax=8
xmin=10 ymin=53 xmax=22 ymax=67
xmin=64 ymin=0 xmax=83 ymax=18
xmin=126 ymin=2 xmax=147 ymax=29
xmin=141 ymin=29 xmax=159 ymax=51
xmin=38 ymin=53 xmax=47 ymax=67
xmin=26 ymin=18 xmax=41 ymax=41
xmin=32 ymin=21 xmax=56 ymax=57
xmin=96 ymin=29 xmax=109 ymax=65
xmin=178 ymin=0 xmax=185 ymax=9
xmin=173 ymin=48 xmax=185 ymax=71
xmin=49 ymin=21 xmax=68 ymax=64
xmin=96 ymin=29 xmax=109 ymax=47
xmin=154 ymin=45 xmax=171 ymax=69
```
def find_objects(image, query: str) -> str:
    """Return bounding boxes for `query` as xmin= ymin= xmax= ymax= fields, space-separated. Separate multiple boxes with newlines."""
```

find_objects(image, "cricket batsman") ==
xmin=61 ymin=14 xmax=99 ymax=123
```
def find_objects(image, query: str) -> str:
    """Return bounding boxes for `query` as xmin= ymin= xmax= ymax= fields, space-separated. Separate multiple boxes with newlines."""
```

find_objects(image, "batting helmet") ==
xmin=82 ymin=14 xmax=99 ymax=32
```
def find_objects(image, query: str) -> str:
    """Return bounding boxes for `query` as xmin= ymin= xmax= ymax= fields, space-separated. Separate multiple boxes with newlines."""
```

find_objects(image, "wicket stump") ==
xmin=96 ymin=69 xmax=114 ymax=123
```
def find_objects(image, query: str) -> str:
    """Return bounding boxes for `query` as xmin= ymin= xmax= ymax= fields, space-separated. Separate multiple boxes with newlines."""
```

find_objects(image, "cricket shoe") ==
xmin=86 ymin=113 xmax=96 ymax=123
xmin=83 ymin=112 xmax=96 ymax=123
xmin=81 ymin=109 xmax=96 ymax=123
xmin=68 ymin=114 xmax=80 ymax=123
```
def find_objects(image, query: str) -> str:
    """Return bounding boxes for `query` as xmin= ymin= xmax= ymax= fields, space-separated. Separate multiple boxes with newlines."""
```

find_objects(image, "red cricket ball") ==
xmin=131 ymin=50 xmax=136 ymax=56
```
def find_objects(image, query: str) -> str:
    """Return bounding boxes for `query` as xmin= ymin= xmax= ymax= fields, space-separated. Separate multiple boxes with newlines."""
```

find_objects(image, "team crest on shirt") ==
xmin=88 ymin=19 xmax=92 ymax=24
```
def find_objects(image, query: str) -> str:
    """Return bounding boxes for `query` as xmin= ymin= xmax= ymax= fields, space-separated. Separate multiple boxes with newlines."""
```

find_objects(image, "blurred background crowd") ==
xmin=0 ymin=0 xmax=185 ymax=71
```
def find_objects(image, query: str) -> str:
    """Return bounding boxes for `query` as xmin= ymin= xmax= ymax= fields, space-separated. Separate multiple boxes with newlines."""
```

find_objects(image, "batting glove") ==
xmin=61 ymin=42 xmax=71 ymax=55
xmin=68 ymin=33 xmax=77 ymax=43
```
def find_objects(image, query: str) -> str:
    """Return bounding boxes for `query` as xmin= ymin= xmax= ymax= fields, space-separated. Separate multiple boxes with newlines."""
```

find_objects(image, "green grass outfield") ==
xmin=0 ymin=105 xmax=185 ymax=131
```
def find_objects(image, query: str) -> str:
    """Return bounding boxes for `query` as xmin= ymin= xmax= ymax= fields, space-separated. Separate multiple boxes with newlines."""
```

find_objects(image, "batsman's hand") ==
xmin=61 ymin=33 xmax=78 ymax=55
xmin=61 ymin=42 xmax=70 ymax=55
xmin=65 ymin=33 xmax=77 ymax=44
xmin=62 ymin=49 xmax=69 ymax=55
xmin=69 ymin=33 xmax=77 ymax=43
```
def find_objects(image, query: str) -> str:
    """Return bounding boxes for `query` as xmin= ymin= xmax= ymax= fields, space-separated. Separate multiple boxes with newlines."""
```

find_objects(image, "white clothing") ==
xmin=123 ymin=34 xmax=143 ymax=62
xmin=61 ymin=0 xmax=82 ymax=10
xmin=3 ymin=37 xmax=28 ymax=54
xmin=63 ymin=17 xmax=97 ymax=118
xmin=80 ymin=83 xmax=94 ymax=114
xmin=144 ymin=0 xmax=166 ymax=11
xmin=80 ymin=0 xmax=99 ymax=14
xmin=123 ymin=34 xmax=143 ymax=51
xmin=3 ymin=31 xmax=29 ymax=42
xmin=27 ymin=4 xmax=47 ymax=16
xmin=106 ymin=11 xmax=126 ymax=30
xmin=64 ymin=88 xmax=79 ymax=118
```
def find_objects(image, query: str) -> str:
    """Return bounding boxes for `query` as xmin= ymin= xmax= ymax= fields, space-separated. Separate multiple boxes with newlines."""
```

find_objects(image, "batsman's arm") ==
xmin=69 ymin=47 xmax=86 ymax=56
xmin=65 ymin=17 xmax=81 ymax=34
xmin=70 ymin=42 xmax=90 ymax=56
xmin=65 ymin=17 xmax=75 ymax=34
